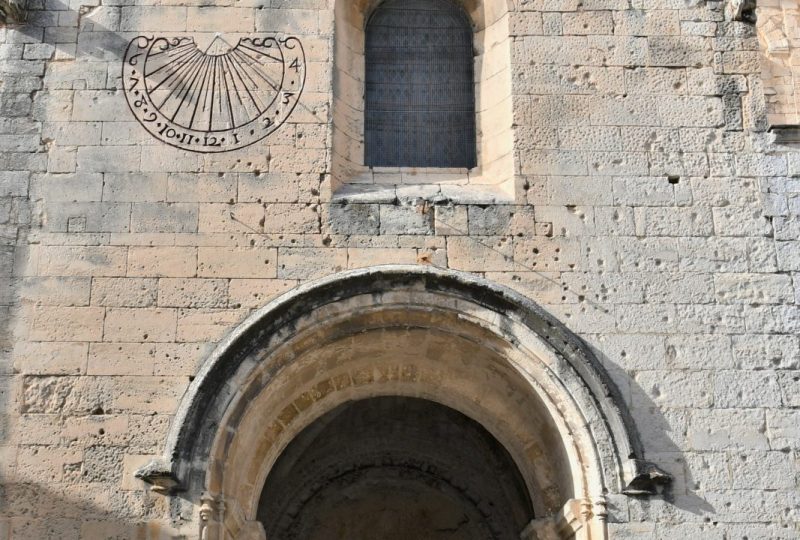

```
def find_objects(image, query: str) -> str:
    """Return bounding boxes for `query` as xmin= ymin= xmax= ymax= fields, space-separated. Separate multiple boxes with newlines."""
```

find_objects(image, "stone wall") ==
xmin=757 ymin=0 xmax=800 ymax=127
xmin=0 ymin=0 xmax=799 ymax=538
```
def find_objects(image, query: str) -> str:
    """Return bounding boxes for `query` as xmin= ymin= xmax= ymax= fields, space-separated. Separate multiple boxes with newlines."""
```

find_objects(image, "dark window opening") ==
xmin=365 ymin=0 xmax=477 ymax=168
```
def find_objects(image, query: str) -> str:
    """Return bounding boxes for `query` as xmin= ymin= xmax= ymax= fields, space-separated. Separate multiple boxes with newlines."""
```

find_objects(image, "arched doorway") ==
xmin=258 ymin=396 xmax=533 ymax=539
xmin=136 ymin=266 xmax=669 ymax=539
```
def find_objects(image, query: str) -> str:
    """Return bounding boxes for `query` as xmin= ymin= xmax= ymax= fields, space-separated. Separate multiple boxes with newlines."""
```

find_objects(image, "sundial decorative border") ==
xmin=122 ymin=34 xmax=306 ymax=153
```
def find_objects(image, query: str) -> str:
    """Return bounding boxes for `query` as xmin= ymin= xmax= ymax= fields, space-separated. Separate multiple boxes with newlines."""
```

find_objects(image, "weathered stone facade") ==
xmin=1 ymin=0 xmax=800 ymax=538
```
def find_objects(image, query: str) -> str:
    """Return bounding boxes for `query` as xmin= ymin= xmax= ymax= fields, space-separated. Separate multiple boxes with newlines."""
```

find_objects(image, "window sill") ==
xmin=331 ymin=183 xmax=516 ymax=205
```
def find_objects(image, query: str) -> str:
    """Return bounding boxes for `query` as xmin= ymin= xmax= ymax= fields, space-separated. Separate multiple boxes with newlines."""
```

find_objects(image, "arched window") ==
xmin=364 ymin=0 xmax=477 ymax=168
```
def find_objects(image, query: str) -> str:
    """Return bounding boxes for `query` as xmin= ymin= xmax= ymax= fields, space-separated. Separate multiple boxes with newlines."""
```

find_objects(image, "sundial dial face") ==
xmin=122 ymin=34 xmax=306 ymax=153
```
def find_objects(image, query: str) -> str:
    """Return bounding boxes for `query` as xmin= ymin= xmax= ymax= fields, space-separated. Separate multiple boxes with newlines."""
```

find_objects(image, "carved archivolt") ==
xmin=138 ymin=265 xmax=669 ymax=539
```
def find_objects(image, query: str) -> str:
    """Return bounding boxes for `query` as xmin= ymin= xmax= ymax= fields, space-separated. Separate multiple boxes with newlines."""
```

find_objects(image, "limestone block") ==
xmin=658 ymin=96 xmax=725 ymax=127
xmin=767 ymin=409 xmax=800 ymax=449
xmin=13 ymin=341 xmax=87 ymax=375
xmin=187 ymin=7 xmax=254 ymax=32
xmin=75 ymin=32 xmax=128 ymax=63
xmin=590 ymin=96 xmax=660 ymax=126
xmin=514 ymin=237 xmax=581 ymax=271
xmin=103 ymin=173 xmax=167 ymax=202
xmin=588 ymin=35 xmax=648 ymax=66
xmin=675 ymin=304 xmax=746 ymax=334
xmin=484 ymin=271 xmax=563 ymax=304
xmin=87 ymin=342 xmax=156 ymax=376
xmin=37 ymin=245 xmax=127 ymax=277
xmin=558 ymin=126 xmax=622 ymax=151
xmin=90 ymin=277 xmax=157 ymax=308
xmin=157 ymin=278 xmax=228 ymax=309
xmin=665 ymin=334 xmax=734 ymax=369
xmin=714 ymin=272 xmax=794 ymax=304
xmin=347 ymin=248 xmax=418 ymax=268
xmin=535 ymin=205 xmax=594 ymax=236
xmin=255 ymin=8 xmax=319 ymax=34
xmin=647 ymin=36 xmax=712 ymax=67
xmin=513 ymin=64 xmax=624 ymax=95
xmin=140 ymin=146 xmax=203 ymax=173
xmin=617 ymin=303 xmax=677 ymax=333
xmin=776 ymin=241 xmax=800 ymax=271
xmin=512 ymin=36 xmax=597 ymax=66
xmin=624 ymin=67 xmax=686 ymax=95
xmin=549 ymin=176 xmax=614 ymax=205
xmin=127 ymin=246 xmax=197 ymax=278
xmin=197 ymin=247 xmax=277 ymax=278
xmin=43 ymin=121 xmax=102 ymax=148
xmin=103 ymin=308 xmax=177 ymax=342
xmin=16 ymin=445 xmax=82 ymax=483
xmin=616 ymin=237 xmax=679 ymax=272
xmin=379 ymin=203 xmax=433 ymax=235
xmin=119 ymin=6 xmax=187 ymax=31
xmin=735 ymin=153 xmax=788 ymax=177
xmin=684 ymin=452 xmax=731 ymax=490
xmin=634 ymin=207 xmax=713 ymax=237
xmin=130 ymin=203 xmax=198 ymax=233
xmin=448 ymin=236 xmax=515 ymax=272
xmin=777 ymin=371 xmax=800 ymax=407
xmin=167 ymin=173 xmax=237 ymax=203
xmin=263 ymin=203 xmax=320 ymax=233
xmin=20 ymin=276 xmax=91 ymax=306
xmin=72 ymin=90 xmax=128 ymax=122
xmin=712 ymin=207 xmax=772 ymax=237
xmin=642 ymin=272 xmax=715 ymax=304
xmin=635 ymin=369 xmax=713 ymax=408
xmin=28 ymin=305 xmax=105 ymax=341
xmin=728 ymin=450 xmax=796 ymax=490
xmin=198 ymin=203 xmax=264 ymax=234
xmin=176 ymin=308 xmax=249 ymax=342
xmin=467 ymin=205 xmax=536 ymax=236
xmin=45 ymin=202 xmax=130 ymax=233
xmin=520 ymin=149 xmax=587 ymax=176
xmin=542 ymin=302 xmax=617 ymax=333
xmin=562 ymin=10 xmax=613 ymax=35
xmin=613 ymin=9 xmax=680 ymax=36
xmin=76 ymin=146 xmax=141 ymax=173
xmin=714 ymin=369 xmax=782 ymax=408
xmin=228 ymin=279 xmax=297 ymax=309
xmin=688 ymin=409 xmax=769 ymax=451
xmin=277 ymin=247 xmax=347 ymax=279
xmin=323 ymin=203 xmax=380 ymax=236
xmin=433 ymin=205 xmax=467 ymax=236
xmin=732 ymin=334 xmax=800 ymax=370
xmin=0 ymin=171 xmax=29 ymax=197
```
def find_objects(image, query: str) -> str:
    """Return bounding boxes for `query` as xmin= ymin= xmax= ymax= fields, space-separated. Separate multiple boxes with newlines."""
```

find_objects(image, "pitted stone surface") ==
xmin=0 ymin=0 xmax=800 ymax=538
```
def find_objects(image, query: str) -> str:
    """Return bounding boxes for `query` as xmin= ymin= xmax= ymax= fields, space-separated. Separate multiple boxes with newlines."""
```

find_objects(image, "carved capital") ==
xmin=726 ymin=0 xmax=756 ymax=23
xmin=134 ymin=459 xmax=181 ymax=494
xmin=622 ymin=459 xmax=672 ymax=496
xmin=0 ymin=0 xmax=25 ymax=23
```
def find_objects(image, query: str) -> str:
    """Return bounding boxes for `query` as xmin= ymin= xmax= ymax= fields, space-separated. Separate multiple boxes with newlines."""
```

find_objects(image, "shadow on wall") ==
xmin=0 ymin=480 xmax=170 ymax=538
xmin=590 ymin=344 xmax=717 ymax=527
xmin=0 ymin=12 xmax=163 ymax=539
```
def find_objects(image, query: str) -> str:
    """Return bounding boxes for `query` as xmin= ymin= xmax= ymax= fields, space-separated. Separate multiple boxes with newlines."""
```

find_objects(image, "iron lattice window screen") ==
xmin=365 ymin=0 xmax=477 ymax=168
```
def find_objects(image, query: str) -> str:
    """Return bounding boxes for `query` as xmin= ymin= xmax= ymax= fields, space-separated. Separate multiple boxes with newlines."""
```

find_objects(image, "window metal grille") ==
xmin=365 ymin=0 xmax=477 ymax=168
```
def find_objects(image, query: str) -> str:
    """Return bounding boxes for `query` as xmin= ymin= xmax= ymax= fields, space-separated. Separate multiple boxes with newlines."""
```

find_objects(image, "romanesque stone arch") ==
xmin=137 ymin=266 xmax=669 ymax=539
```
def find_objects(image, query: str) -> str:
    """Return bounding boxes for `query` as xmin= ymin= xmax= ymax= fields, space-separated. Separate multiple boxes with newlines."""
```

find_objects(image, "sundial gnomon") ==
xmin=123 ymin=34 xmax=306 ymax=152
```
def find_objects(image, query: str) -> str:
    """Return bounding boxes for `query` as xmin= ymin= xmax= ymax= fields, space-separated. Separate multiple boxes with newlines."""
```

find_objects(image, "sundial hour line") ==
xmin=145 ymin=46 xmax=200 ymax=81
xmin=123 ymin=34 xmax=305 ymax=152
xmin=232 ymin=47 xmax=281 ymax=92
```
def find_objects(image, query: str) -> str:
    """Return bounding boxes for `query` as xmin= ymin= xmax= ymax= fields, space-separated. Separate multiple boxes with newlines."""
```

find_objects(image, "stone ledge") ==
xmin=331 ymin=183 xmax=515 ymax=205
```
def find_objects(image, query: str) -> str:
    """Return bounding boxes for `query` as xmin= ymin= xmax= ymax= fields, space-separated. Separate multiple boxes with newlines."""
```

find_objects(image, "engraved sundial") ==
xmin=123 ymin=34 xmax=306 ymax=153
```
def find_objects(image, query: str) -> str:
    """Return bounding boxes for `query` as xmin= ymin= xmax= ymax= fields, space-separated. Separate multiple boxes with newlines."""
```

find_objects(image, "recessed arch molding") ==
xmin=137 ymin=265 xmax=670 ymax=539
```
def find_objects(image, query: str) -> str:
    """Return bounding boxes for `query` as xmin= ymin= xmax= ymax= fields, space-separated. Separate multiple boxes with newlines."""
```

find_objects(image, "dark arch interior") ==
xmin=257 ymin=397 xmax=534 ymax=540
